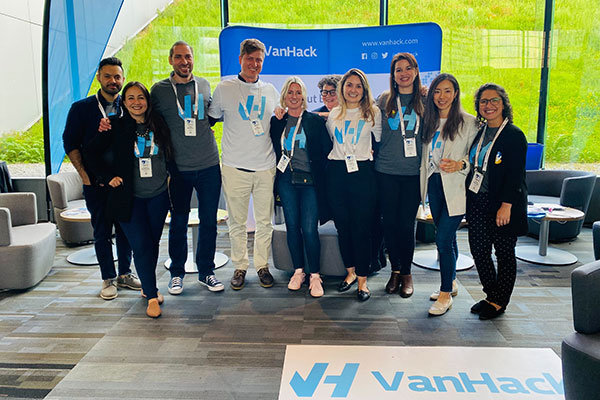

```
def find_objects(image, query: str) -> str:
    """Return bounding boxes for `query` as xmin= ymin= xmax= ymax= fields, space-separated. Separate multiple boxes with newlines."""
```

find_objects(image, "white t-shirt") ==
xmin=326 ymin=106 xmax=382 ymax=161
xmin=208 ymin=78 xmax=279 ymax=171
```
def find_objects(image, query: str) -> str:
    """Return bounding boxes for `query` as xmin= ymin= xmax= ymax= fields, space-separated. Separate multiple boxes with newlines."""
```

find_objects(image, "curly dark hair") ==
xmin=474 ymin=83 xmax=513 ymax=124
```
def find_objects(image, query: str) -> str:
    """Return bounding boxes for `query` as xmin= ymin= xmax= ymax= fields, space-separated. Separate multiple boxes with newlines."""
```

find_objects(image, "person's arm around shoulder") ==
xmin=207 ymin=82 xmax=224 ymax=121
xmin=372 ymin=106 xmax=383 ymax=142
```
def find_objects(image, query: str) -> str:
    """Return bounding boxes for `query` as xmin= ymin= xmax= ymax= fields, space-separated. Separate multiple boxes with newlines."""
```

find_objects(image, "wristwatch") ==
xmin=460 ymin=160 xmax=467 ymax=170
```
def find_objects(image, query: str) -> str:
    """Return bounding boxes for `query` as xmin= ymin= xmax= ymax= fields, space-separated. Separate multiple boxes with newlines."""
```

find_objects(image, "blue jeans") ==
xmin=277 ymin=170 xmax=321 ymax=273
xmin=83 ymin=184 xmax=132 ymax=280
xmin=168 ymin=164 xmax=221 ymax=280
xmin=428 ymin=173 xmax=463 ymax=293
xmin=120 ymin=190 xmax=170 ymax=300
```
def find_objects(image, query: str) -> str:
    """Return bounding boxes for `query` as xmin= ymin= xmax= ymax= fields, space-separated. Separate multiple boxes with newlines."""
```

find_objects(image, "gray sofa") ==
xmin=0 ymin=193 xmax=56 ymax=289
xmin=46 ymin=172 xmax=94 ymax=244
xmin=526 ymin=170 xmax=596 ymax=241
xmin=593 ymin=221 xmax=599 ymax=261
xmin=561 ymin=260 xmax=600 ymax=399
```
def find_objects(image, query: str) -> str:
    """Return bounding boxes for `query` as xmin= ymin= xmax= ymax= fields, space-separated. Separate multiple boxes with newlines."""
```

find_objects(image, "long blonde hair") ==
xmin=279 ymin=76 xmax=307 ymax=110
xmin=336 ymin=68 xmax=377 ymax=124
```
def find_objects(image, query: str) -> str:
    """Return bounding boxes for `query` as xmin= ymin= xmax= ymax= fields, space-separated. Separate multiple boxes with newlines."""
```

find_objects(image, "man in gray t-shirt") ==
xmin=150 ymin=41 xmax=223 ymax=295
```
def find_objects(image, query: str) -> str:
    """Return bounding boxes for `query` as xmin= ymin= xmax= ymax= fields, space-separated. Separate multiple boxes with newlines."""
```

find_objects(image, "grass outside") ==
xmin=1 ymin=0 xmax=598 ymax=166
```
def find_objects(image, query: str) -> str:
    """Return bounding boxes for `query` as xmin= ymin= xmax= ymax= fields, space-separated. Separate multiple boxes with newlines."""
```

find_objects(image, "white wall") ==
xmin=0 ymin=0 xmax=172 ymax=136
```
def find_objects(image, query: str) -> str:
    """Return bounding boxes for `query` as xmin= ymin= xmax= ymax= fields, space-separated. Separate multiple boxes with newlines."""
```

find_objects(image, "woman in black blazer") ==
xmin=466 ymin=83 xmax=528 ymax=320
xmin=86 ymin=81 xmax=173 ymax=318
xmin=269 ymin=76 xmax=332 ymax=297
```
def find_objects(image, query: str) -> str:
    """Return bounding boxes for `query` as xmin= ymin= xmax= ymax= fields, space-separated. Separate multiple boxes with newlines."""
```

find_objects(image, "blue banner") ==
xmin=219 ymin=24 xmax=442 ymax=109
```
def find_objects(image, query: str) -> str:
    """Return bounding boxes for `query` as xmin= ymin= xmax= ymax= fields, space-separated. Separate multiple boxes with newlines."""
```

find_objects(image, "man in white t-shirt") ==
xmin=208 ymin=38 xmax=279 ymax=290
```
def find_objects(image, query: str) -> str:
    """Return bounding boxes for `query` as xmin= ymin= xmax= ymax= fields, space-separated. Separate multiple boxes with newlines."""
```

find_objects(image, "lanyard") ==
xmin=169 ymin=76 xmax=199 ymax=119
xmin=134 ymin=131 xmax=156 ymax=158
xmin=95 ymin=93 xmax=122 ymax=119
xmin=280 ymin=114 xmax=303 ymax=159
xmin=473 ymin=118 xmax=508 ymax=172
xmin=395 ymin=95 xmax=420 ymax=139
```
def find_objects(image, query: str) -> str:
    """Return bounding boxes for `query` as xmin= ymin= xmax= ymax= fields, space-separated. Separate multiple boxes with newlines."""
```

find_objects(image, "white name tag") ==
xmin=184 ymin=117 xmax=196 ymax=136
xmin=345 ymin=154 xmax=359 ymax=173
xmin=277 ymin=154 xmax=290 ymax=173
xmin=404 ymin=137 xmax=417 ymax=157
xmin=251 ymin=119 xmax=264 ymax=136
xmin=139 ymin=158 xmax=153 ymax=178
xmin=469 ymin=171 xmax=484 ymax=193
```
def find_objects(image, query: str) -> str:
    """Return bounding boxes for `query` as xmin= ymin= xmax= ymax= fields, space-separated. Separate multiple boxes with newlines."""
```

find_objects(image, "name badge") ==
xmin=404 ymin=137 xmax=417 ymax=157
xmin=277 ymin=154 xmax=290 ymax=173
xmin=251 ymin=119 xmax=264 ymax=136
xmin=345 ymin=154 xmax=359 ymax=173
xmin=469 ymin=171 xmax=484 ymax=193
xmin=184 ymin=118 xmax=196 ymax=136
xmin=139 ymin=158 xmax=153 ymax=178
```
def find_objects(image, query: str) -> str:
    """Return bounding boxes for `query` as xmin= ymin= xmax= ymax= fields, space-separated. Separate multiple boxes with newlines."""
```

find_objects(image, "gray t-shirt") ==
xmin=132 ymin=124 xmax=168 ymax=198
xmin=150 ymin=74 xmax=219 ymax=172
xmin=283 ymin=115 xmax=311 ymax=173
xmin=469 ymin=126 xmax=498 ymax=193
xmin=375 ymin=93 xmax=422 ymax=176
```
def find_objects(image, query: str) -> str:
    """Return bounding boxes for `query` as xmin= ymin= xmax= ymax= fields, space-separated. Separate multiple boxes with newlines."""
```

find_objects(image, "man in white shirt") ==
xmin=209 ymin=38 xmax=279 ymax=290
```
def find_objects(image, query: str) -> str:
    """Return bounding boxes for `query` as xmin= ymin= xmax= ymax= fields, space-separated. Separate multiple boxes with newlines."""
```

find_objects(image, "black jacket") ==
xmin=270 ymin=110 xmax=333 ymax=224
xmin=467 ymin=122 xmax=528 ymax=236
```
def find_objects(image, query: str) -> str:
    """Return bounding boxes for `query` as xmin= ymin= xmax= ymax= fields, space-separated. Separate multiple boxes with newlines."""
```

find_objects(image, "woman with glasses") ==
xmin=270 ymin=76 xmax=332 ymax=297
xmin=86 ymin=81 xmax=173 ymax=318
xmin=325 ymin=68 xmax=382 ymax=301
xmin=420 ymin=73 xmax=478 ymax=316
xmin=313 ymin=75 xmax=341 ymax=118
xmin=375 ymin=53 xmax=425 ymax=298
xmin=466 ymin=83 xmax=528 ymax=320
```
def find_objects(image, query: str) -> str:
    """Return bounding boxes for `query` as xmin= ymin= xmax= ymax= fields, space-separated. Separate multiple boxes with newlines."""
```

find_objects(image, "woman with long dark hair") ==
xmin=270 ymin=76 xmax=332 ymax=297
xmin=466 ymin=83 xmax=527 ymax=320
xmin=325 ymin=68 xmax=382 ymax=302
xmin=420 ymin=73 xmax=478 ymax=316
xmin=376 ymin=52 xmax=424 ymax=298
xmin=86 ymin=81 xmax=173 ymax=318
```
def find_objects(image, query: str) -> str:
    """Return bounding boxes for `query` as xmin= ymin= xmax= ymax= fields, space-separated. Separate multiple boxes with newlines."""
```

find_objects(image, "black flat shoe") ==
xmin=470 ymin=300 xmax=488 ymax=314
xmin=337 ymin=278 xmax=357 ymax=292
xmin=357 ymin=290 xmax=371 ymax=302
xmin=478 ymin=302 xmax=505 ymax=320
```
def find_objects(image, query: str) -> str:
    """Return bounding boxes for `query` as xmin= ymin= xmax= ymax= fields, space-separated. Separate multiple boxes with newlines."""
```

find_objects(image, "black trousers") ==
xmin=326 ymin=160 xmax=377 ymax=277
xmin=376 ymin=172 xmax=420 ymax=274
xmin=466 ymin=191 xmax=518 ymax=308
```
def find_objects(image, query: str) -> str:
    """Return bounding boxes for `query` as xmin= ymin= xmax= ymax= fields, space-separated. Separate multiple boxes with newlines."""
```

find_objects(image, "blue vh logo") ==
xmin=333 ymin=120 xmax=366 ymax=145
xmin=284 ymin=127 xmax=306 ymax=150
xmin=388 ymin=106 xmax=417 ymax=131
xmin=177 ymin=93 xmax=204 ymax=120
xmin=238 ymin=95 xmax=267 ymax=120
xmin=290 ymin=363 xmax=359 ymax=398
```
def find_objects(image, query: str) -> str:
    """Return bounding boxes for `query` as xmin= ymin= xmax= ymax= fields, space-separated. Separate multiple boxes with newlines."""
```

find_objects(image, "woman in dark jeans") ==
xmin=270 ymin=76 xmax=332 ymax=297
xmin=466 ymin=83 xmax=528 ymax=320
xmin=86 ymin=81 xmax=173 ymax=318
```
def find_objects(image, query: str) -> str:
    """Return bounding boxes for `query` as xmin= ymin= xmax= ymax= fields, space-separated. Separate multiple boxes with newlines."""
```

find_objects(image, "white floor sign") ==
xmin=278 ymin=346 xmax=564 ymax=400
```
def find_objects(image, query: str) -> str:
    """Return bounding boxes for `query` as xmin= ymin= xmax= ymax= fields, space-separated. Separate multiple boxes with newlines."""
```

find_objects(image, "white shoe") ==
xmin=428 ymin=296 xmax=453 ymax=316
xmin=287 ymin=269 xmax=306 ymax=291
xmin=430 ymin=280 xmax=458 ymax=301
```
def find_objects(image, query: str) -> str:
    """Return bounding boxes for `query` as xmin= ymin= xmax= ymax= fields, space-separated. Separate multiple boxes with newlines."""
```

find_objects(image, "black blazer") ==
xmin=84 ymin=112 xmax=170 ymax=222
xmin=467 ymin=122 xmax=528 ymax=236
xmin=269 ymin=110 xmax=333 ymax=224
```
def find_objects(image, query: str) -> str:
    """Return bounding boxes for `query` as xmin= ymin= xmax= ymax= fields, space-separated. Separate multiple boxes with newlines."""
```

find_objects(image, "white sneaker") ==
xmin=168 ymin=276 xmax=184 ymax=295
xmin=287 ymin=269 xmax=306 ymax=291
xmin=100 ymin=279 xmax=117 ymax=300
xmin=430 ymin=280 xmax=459 ymax=301
xmin=428 ymin=296 xmax=453 ymax=316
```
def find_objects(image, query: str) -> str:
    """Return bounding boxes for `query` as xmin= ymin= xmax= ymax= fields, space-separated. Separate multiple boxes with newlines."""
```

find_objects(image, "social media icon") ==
xmin=382 ymin=52 xmax=388 ymax=59
xmin=371 ymin=52 xmax=378 ymax=59
xmin=361 ymin=53 xmax=368 ymax=60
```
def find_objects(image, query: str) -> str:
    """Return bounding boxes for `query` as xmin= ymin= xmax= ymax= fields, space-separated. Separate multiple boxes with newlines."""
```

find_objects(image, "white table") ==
xmin=60 ymin=208 xmax=117 ymax=265
xmin=413 ymin=205 xmax=474 ymax=271
xmin=516 ymin=204 xmax=585 ymax=266
xmin=164 ymin=209 xmax=229 ymax=273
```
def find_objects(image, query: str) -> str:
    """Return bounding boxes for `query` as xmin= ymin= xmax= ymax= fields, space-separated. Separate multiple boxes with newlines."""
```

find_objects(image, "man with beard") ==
xmin=63 ymin=57 xmax=137 ymax=300
xmin=150 ymin=41 xmax=223 ymax=295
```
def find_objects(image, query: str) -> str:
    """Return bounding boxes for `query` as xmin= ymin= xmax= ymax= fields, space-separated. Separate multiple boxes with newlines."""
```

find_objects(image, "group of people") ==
xmin=63 ymin=37 xmax=528 ymax=320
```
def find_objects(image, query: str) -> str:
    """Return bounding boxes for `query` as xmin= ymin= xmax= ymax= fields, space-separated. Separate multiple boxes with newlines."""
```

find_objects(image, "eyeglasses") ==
xmin=479 ymin=97 xmax=501 ymax=106
xmin=320 ymin=90 xmax=337 ymax=97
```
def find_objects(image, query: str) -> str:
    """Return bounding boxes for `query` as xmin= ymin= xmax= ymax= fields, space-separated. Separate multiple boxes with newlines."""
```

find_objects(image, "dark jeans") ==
xmin=326 ymin=160 xmax=377 ymax=277
xmin=428 ymin=173 xmax=463 ymax=293
xmin=277 ymin=169 xmax=320 ymax=274
xmin=120 ymin=190 xmax=170 ymax=300
xmin=376 ymin=172 xmax=420 ymax=274
xmin=168 ymin=164 xmax=221 ymax=280
xmin=83 ymin=184 xmax=132 ymax=280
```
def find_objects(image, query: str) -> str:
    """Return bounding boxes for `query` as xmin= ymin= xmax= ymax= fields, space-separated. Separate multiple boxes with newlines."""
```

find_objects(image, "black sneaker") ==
xmin=199 ymin=275 xmax=225 ymax=292
xmin=257 ymin=267 xmax=274 ymax=288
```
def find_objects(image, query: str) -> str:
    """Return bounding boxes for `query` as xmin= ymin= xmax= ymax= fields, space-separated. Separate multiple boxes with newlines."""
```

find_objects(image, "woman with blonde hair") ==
xmin=325 ymin=68 xmax=382 ymax=301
